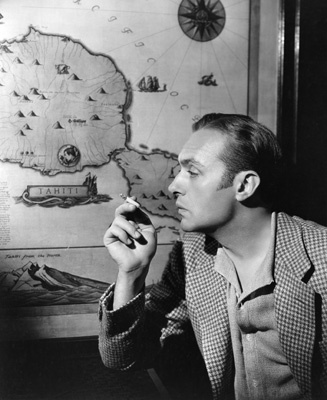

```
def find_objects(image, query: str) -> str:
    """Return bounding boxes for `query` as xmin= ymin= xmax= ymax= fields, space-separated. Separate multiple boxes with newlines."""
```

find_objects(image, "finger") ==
xmin=117 ymin=216 xmax=143 ymax=238
xmin=115 ymin=201 xmax=152 ymax=225
xmin=106 ymin=216 xmax=142 ymax=241
xmin=104 ymin=224 xmax=133 ymax=246
xmin=132 ymin=207 xmax=152 ymax=226
xmin=114 ymin=202 xmax=137 ymax=217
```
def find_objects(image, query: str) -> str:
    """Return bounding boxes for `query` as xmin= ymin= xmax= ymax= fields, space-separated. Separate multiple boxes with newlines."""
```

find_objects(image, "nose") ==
xmin=168 ymin=180 xmax=175 ymax=194
xmin=168 ymin=172 xmax=183 ymax=196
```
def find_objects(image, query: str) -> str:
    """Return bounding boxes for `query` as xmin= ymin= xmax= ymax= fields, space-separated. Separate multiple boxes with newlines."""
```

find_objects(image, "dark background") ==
xmin=279 ymin=0 xmax=327 ymax=225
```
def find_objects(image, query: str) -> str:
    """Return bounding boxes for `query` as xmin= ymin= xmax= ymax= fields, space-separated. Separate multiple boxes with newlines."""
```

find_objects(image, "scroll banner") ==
xmin=28 ymin=185 xmax=89 ymax=198
xmin=14 ymin=175 xmax=111 ymax=208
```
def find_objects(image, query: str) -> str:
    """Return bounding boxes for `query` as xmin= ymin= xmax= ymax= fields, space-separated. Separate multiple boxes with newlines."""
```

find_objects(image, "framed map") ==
xmin=0 ymin=0 xmax=281 ymax=339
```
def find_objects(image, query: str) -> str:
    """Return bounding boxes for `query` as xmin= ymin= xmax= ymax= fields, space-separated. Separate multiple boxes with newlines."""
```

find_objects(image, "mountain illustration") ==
xmin=22 ymin=124 xmax=32 ymax=130
xmin=0 ymin=262 xmax=154 ymax=307
xmin=29 ymin=88 xmax=40 ymax=95
xmin=69 ymin=73 xmax=81 ymax=80
xmin=11 ymin=90 xmax=20 ymax=97
xmin=86 ymin=96 xmax=96 ymax=101
xmin=156 ymin=190 xmax=166 ymax=197
xmin=90 ymin=114 xmax=101 ymax=120
xmin=21 ymin=95 xmax=31 ymax=101
xmin=53 ymin=121 xmax=64 ymax=129
xmin=15 ymin=110 xmax=25 ymax=117
xmin=32 ymin=59 xmax=41 ymax=65
xmin=27 ymin=111 xmax=38 ymax=117
xmin=0 ymin=45 xmax=13 ymax=53
xmin=98 ymin=88 xmax=107 ymax=94
xmin=13 ymin=57 xmax=23 ymax=64
xmin=1 ymin=262 xmax=109 ymax=293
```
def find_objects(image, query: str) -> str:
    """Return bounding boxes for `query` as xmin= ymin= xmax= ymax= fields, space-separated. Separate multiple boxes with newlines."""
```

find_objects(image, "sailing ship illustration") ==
xmin=83 ymin=172 xmax=98 ymax=196
xmin=198 ymin=73 xmax=218 ymax=86
xmin=137 ymin=75 xmax=167 ymax=92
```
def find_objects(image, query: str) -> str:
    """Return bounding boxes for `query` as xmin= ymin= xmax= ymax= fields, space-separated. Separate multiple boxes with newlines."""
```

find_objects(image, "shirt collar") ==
xmin=214 ymin=212 xmax=277 ymax=295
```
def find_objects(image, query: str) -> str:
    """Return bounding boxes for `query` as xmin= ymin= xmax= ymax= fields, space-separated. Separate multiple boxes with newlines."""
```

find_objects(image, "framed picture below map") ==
xmin=0 ymin=0 xmax=281 ymax=339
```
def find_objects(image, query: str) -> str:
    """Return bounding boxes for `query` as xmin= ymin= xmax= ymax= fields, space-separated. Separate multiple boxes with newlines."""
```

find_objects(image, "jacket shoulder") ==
xmin=278 ymin=212 xmax=327 ymax=240
xmin=277 ymin=212 xmax=327 ymax=278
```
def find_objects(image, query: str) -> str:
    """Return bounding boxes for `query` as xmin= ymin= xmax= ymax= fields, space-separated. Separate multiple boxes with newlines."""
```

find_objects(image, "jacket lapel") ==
xmin=186 ymin=236 xmax=233 ymax=398
xmin=275 ymin=213 xmax=317 ymax=396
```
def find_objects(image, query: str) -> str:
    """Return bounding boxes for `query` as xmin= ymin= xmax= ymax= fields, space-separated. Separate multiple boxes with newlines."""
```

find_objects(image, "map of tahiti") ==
xmin=0 ymin=27 xmax=180 ymax=219
xmin=0 ymin=0 xmax=250 ymax=251
xmin=0 ymin=0 xmax=253 ymax=311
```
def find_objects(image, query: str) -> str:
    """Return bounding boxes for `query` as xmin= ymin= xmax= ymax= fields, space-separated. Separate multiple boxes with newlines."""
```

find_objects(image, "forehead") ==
xmin=179 ymin=128 xmax=226 ymax=166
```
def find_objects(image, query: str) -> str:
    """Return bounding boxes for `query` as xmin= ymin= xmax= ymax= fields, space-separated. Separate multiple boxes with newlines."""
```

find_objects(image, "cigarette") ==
xmin=120 ymin=193 xmax=140 ymax=208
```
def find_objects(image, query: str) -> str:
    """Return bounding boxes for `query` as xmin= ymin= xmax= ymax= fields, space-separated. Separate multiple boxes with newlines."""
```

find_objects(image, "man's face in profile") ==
xmin=169 ymin=128 xmax=236 ymax=236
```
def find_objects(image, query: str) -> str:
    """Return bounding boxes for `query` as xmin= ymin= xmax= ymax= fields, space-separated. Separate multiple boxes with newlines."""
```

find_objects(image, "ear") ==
xmin=234 ymin=171 xmax=260 ymax=202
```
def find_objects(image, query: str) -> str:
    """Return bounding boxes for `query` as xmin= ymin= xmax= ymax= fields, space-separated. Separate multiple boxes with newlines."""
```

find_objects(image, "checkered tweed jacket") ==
xmin=98 ymin=212 xmax=327 ymax=399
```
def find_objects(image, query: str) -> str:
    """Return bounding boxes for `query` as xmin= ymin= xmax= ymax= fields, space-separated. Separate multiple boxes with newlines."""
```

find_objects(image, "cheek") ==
xmin=192 ymin=195 xmax=216 ymax=216
xmin=198 ymin=193 xmax=233 ymax=220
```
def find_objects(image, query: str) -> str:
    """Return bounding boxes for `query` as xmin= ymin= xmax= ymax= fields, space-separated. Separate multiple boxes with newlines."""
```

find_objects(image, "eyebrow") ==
xmin=179 ymin=157 xmax=205 ymax=168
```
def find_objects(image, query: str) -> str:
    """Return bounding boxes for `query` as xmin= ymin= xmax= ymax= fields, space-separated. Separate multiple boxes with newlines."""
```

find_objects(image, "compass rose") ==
xmin=178 ymin=0 xmax=226 ymax=42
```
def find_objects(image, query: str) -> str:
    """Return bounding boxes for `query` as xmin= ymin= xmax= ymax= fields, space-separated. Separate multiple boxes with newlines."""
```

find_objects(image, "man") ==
xmin=98 ymin=113 xmax=327 ymax=399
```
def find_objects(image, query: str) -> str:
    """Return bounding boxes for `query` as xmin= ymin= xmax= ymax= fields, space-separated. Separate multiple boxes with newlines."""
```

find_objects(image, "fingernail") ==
xmin=134 ymin=230 xmax=141 ymax=238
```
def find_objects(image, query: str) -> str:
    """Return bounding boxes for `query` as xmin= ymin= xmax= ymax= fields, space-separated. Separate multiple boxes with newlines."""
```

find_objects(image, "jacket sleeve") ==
xmin=98 ymin=239 xmax=190 ymax=371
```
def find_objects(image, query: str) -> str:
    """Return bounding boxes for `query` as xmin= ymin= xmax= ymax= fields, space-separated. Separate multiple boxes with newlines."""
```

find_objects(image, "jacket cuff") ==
xmin=98 ymin=283 xmax=145 ymax=335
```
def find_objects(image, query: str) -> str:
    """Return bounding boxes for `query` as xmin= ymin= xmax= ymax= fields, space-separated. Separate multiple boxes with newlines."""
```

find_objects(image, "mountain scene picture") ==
xmin=0 ymin=261 xmax=112 ymax=307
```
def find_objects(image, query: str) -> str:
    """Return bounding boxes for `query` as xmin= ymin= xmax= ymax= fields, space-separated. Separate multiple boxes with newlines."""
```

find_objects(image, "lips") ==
xmin=176 ymin=202 xmax=187 ymax=213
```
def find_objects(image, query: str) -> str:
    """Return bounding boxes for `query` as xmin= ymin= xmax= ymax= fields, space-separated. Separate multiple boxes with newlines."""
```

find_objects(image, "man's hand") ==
xmin=103 ymin=201 xmax=157 ymax=308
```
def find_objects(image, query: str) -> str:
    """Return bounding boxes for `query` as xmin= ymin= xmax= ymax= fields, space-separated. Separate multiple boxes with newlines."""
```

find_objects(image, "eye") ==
xmin=188 ymin=169 xmax=199 ymax=177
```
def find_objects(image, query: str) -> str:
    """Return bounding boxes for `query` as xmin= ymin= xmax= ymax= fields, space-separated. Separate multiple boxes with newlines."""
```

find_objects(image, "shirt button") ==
xmin=252 ymin=379 xmax=259 ymax=387
xmin=246 ymin=334 xmax=252 ymax=341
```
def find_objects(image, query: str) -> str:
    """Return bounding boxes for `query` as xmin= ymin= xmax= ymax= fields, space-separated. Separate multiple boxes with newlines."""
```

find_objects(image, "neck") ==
xmin=213 ymin=206 xmax=273 ymax=265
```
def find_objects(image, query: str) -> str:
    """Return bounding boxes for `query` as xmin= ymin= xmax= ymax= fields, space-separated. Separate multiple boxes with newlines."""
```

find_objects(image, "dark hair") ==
xmin=192 ymin=113 xmax=283 ymax=205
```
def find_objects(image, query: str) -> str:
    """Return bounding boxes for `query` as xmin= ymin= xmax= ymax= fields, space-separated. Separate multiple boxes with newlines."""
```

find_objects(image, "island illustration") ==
xmin=0 ymin=27 xmax=180 ymax=220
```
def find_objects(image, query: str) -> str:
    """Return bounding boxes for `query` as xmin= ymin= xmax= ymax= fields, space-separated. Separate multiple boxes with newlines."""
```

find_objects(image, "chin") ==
xmin=180 ymin=221 xmax=199 ymax=233
xmin=180 ymin=220 xmax=190 ymax=232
